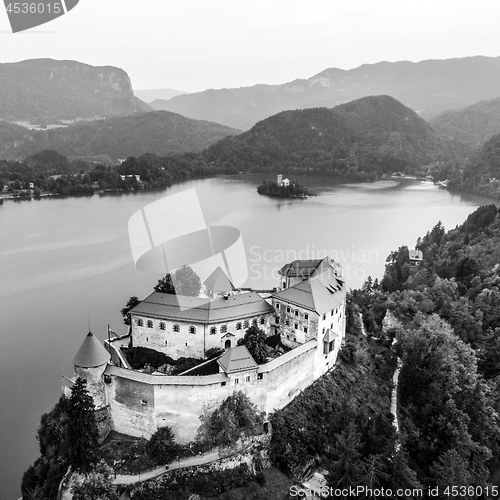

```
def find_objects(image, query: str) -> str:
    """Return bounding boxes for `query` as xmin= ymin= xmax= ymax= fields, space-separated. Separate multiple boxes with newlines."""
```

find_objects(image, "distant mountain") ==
xmin=158 ymin=56 xmax=500 ymax=130
xmin=202 ymin=95 xmax=463 ymax=179
xmin=0 ymin=58 xmax=152 ymax=123
xmin=430 ymin=97 xmax=500 ymax=148
xmin=135 ymin=88 xmax=188 ymax=103
xmin=0 ymin=111 xmax=240 ymax=160
xmin=449 ymin=133 xmax=500 ymax=199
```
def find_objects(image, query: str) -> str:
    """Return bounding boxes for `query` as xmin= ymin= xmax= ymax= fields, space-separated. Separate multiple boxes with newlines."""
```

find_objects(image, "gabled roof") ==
xmin=73 ymin=332 xmax=111 ymax=368
xmin=204 ymin=266 xmax=235 ymax=292
xmin=409 ymin=249 xmax=423 ymax=260
xmin=129 ymin=291 xmax=274 ymax=324
xmin=273 ymin=260 xmax=346 ymax=315
xmin=217 ymin=345 xmax=258 ymax=373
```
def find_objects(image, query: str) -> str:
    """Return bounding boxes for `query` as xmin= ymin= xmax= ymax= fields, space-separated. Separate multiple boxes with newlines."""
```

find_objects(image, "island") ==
xmin=257 ymin=174 xmax=309 ymax=198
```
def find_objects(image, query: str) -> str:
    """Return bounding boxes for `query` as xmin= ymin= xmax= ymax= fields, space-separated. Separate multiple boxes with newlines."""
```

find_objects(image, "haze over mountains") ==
xmin=134 ymin=88 xmax=188 ymax=103
xmin=152 ymin=56 xmax=500 ymax=130
xmin=0 ymin=59 xmax=152 ymax=124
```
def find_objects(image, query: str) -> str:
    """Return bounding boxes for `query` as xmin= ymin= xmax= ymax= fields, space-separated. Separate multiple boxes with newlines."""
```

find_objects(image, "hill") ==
xmin=135 ymin=89 xmax=188 ymax=103
xmin=449 ymin=133 xmax=500 ymax=199
xmin=0 ymin=111 xmax=240 ymax=160
xmin=203 ymin=95 xmax=465 ymax=179
xmin=157 ymin=56 xmax=500 ymax=130
xmin=430 ymin=96 xmax=500 ymax=148
xmin=0 ymin=58 xmax=152 ymax=123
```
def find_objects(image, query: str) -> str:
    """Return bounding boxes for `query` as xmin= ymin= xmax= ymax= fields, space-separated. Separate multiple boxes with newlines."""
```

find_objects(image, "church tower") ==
xmin=72 ymin=331 xmax=111 ymax=441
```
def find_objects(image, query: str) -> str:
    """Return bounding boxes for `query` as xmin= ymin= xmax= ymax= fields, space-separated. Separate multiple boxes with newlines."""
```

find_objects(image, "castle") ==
xmin=63 ymin=256 xmax=346 ymax=443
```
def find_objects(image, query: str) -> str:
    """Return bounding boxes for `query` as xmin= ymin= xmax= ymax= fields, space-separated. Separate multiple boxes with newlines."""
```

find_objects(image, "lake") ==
xmin=0 ymin=174 xmax=495 ymax=499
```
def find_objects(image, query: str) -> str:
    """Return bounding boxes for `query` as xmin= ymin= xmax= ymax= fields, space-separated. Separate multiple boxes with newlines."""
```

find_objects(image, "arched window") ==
xmin=252 ymin=318 xmax=258 ymax=326
xmin=243 ymin=320 xmax=249 ymax=328
xmin=259 ymin=317 xmax=265 ymax=325
xmin=225 ymin=339 xmax=231 ymax=349
xmin=210 ymin=326 xmax=217 ymax=335
xmin=220 ymin=325 xmax=227 ymax=334
xmin=159 ymin=322 xmax=166 ymax=330
xmin=137 ymin=318 xmax=144 ymax=327
xmin=236 ymin=322 xmax=242 ymax=330
xmin=173 ymin=324 xmax=180 ymax=332
xmin=147 ymin=320 xmax=153 ymax=328
xmin=189 ymin=326 xmax=196 ymax=334
xmin=294 ymin=310 xmax=299 ymax=317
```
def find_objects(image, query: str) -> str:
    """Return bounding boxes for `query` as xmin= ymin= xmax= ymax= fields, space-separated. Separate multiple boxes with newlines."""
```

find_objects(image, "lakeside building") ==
xmin=63 ymin=256 xmax=347 ymax=443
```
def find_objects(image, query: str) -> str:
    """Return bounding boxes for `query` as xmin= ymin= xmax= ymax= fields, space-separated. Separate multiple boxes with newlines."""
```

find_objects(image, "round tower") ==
xmin=72 ymin=331 xmax=111 ymax=440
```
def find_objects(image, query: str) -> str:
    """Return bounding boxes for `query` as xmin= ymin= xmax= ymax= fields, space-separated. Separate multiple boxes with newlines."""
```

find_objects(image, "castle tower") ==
xmin=72 ymin=331 xmax=111 ymax=441
xmin=277 ymin=174 xmax=283 ymax=186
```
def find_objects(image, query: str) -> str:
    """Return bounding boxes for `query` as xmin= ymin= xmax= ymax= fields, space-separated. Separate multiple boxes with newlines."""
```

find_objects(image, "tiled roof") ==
xmin=129 ymin=291 xmax=274 ymax=324
xmin=217 ymin=345 xmax=258 ymax=373
xmin=204 ymin=266 xmax=235 ymax=292
xmin=73 ymin=332 xmax=111 ymax=368
xmin=274 ymin=260 xmax=345 ymax=315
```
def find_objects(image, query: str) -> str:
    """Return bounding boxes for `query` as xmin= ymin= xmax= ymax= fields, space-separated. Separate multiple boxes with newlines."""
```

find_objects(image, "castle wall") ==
xmin=105 ymin=339 xmax=328 ymax=443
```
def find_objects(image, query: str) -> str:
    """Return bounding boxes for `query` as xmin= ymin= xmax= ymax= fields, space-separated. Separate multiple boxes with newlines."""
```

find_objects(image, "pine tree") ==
xmin=67 ymin=378 xmax=99 ymax=473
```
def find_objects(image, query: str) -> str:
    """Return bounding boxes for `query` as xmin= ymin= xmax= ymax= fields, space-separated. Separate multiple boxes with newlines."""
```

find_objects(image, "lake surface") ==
xmin=0 ymin=174 xmax=495 ymax=499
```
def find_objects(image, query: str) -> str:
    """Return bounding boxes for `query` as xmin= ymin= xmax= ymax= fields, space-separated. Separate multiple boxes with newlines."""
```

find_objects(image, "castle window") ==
xmin=147 ymin=320 xmax=153 ymax=328
xmin=246 ymin=375 xmax=251 ymax=382
xmin=220 ymin=325 xmax=227 ymax=334
xmin=286 ymin=307 xmax=291 ymax=313
xmin=260 ymin=317 xmax=265 ymax=325
xmin=258 ymin=373 xmax=263 ymax=380
xmin=235 ymin=378 xmax=239 ymax=385
xmin=236 ymin=322 xmax=242 ymax=330
xmin=173 ymin=324 xmax=180 ymax=332
xmin=275 ymin=317 xmax=280 ymax=324
xmin=159 ymin=322 xmax=166 ymax=330
xmin=210 ymin=326 xmax=217 ymax=335
xmin=285 ymin=320 xmax=290 ymax=326
xmin=294 ymin=310 xmax=299 ymax=317
xmin=189 ymin=326 xmax=196 ymax=334
xmin=165 ymin=340 xmax=168 ymax=345
xmin=331 ymin=310 xmax=334 ymax=316
xmin=275 ymin=303 xmax=280 ymax=309
xmin=322 ymin=314 xmax=326 ymax=320
xmin=294 ymin=323 xmax=298 ymax=330
xmin=304 ymin=327 xmax=308 ymax=334
xmin=221 ymin=381 xmax=226 ymax=387
xmin=243 ymin=320 xmax=249 ymax=328
xmin=141 ymin=399 xmax=147 ymax=405
xmin=252 ymin=318 xmax=258 ymax=326
xmin=305 ymin=313 xmax=309 ymax=320
xmin=137 ymin=318 xmax=144 ymax=327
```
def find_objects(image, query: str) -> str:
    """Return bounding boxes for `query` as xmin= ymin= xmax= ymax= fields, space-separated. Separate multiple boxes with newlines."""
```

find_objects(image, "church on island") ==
xmin=63 ymin=256 xmax=347 ymax=443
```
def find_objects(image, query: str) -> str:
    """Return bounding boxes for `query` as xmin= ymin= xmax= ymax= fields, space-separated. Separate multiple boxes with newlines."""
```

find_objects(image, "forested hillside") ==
xmin=204 ymin=96 xmax=465 ymax=180
xmin=431 ymin=96 xmax=500 ymax=148
xmin=0 ymin=111 xmax=240 ymax=160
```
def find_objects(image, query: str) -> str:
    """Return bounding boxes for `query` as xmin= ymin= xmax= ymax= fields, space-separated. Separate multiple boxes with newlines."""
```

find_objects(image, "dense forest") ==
xmin=256 ymin=179 xmax=308 ymax=197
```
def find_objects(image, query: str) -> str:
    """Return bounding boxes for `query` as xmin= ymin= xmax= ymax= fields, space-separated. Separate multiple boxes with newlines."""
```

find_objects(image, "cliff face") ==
xmin=0 ymin=58 xmax=152 ymax=122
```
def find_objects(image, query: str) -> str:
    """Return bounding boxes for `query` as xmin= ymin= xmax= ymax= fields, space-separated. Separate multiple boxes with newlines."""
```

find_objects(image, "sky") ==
xmin=1 ymin=0 xmax=500 ymax=93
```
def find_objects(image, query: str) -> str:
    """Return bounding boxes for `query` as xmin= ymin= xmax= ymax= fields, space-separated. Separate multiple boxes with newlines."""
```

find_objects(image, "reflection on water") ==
xmin=0 ymin=174 xmax=496 ymax=499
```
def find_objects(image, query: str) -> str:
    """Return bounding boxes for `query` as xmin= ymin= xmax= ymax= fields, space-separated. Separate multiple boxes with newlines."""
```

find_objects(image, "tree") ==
xmin=237 ymin=325 xmax=270 ymax=364
xmin=154 ymin=265 xmax=201 ymax=296
xmin=146 ymin=426 xmax=178 ymax=464
xmin=71 ymin=461 xmax=118 ymax=500
xmin=120 ymin=296 xmax=140 ymax=325
xmin=172 ymin=265 xmax=202 ymax=296
xmin=154 ymin=273 xmax=175 ymax=294
xmin=67 ymin=378 xmax=99 ymax=473
xmin=196 ymin=392 xmax=263 ymax=447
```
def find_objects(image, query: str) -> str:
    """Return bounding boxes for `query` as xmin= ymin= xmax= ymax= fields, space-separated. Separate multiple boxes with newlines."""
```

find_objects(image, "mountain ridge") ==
xmin=155 ymin=56 xmax=500 ymax=130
